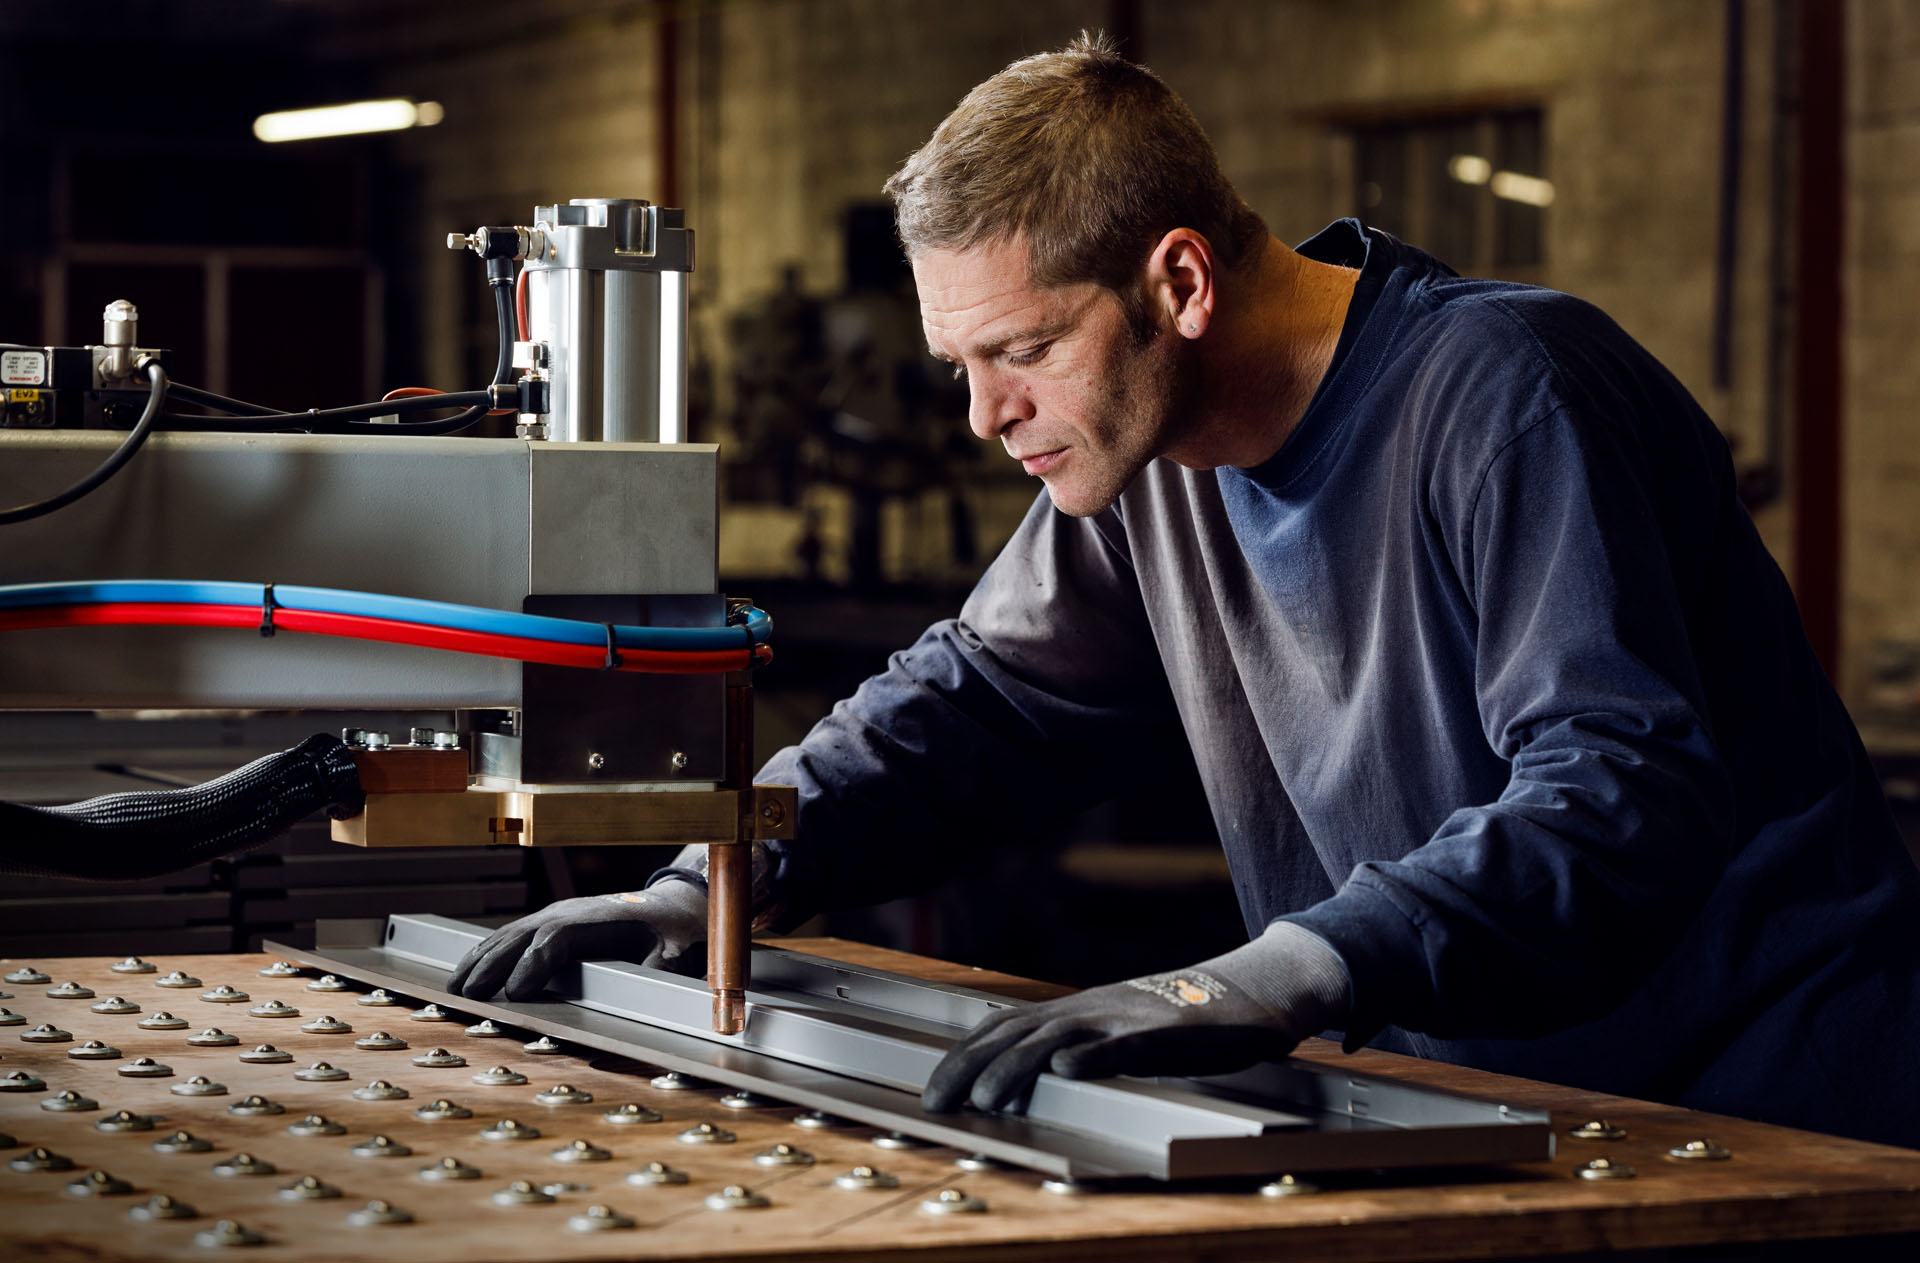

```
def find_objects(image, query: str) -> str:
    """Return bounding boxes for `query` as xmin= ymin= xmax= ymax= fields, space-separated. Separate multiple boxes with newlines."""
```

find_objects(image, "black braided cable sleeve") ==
xmin=0 ymin=733 xmax=365 ymax=881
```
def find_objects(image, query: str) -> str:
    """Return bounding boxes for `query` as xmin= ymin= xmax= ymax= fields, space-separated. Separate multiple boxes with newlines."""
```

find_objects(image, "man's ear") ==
xmin=1148 ymin=228 xmax=1216 ymax=339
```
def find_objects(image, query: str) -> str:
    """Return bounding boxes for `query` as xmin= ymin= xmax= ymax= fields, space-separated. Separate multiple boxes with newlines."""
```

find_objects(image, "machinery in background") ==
xmin=0 ymin=198 xmax=792 ymax=1035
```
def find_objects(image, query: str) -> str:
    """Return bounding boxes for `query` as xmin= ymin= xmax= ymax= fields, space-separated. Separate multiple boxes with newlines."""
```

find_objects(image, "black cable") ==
xmin=320 ymin=276 xmax=515 ymax=437
xmin=0 ymin=734 xmax=363 ymax=881
xmin=157 ymin=389 xmax=491 ymax=432
xmin=152 ymin=274 xmax=517 ymax=437
xmin=0 ymin=360 xmax=168 ymax=525
xmin=166 ymin=381 xmax=283 ymax=416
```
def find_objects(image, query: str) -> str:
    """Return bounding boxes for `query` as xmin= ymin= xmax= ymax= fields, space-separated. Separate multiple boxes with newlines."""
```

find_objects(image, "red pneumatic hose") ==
xmin=0 ymin=603 xmax=770 ymax=675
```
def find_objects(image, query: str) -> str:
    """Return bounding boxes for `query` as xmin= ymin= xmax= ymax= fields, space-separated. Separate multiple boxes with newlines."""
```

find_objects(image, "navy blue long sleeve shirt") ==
xmin=754 ymin=221 xmax=1920 ymax=1146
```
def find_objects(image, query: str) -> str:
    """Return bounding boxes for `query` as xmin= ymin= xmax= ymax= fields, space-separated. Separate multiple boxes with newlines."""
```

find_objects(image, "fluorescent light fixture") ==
xmin=1490 ymin=170 xmax=1555 ymax=207
xmin=1447 ymin=153 xmax=1492 ymax=185
xmin=253 ymin=98 xmax=444 ymax=143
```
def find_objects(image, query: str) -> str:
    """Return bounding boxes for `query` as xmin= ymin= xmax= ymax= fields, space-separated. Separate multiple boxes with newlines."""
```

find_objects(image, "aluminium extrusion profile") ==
xmin=268 ymin=914 xmax=1552 ymax=1180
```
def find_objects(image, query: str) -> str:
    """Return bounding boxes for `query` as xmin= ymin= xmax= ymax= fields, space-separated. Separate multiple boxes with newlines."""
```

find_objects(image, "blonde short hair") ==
xmin=884 ymin=32 xmax=1268 ymax=292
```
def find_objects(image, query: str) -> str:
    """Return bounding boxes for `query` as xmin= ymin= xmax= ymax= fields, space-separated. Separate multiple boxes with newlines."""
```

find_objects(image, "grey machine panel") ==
xmin=0 ymin=433 xmax=717 ymax=710
xmin=271 ymin=914 xmax=1554 ymax=1182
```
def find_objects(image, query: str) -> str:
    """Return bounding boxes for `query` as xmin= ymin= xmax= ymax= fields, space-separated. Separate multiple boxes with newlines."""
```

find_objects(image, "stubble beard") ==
xmin=1042 ymin=323 xmax=1194 ymax=518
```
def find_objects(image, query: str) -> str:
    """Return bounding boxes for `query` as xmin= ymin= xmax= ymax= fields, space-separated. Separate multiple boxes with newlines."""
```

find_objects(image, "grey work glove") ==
xmin=922 ymin=921 xmax=1350 ymax=1114
xmin=445 ymin=880 xmax=708 ymax=1002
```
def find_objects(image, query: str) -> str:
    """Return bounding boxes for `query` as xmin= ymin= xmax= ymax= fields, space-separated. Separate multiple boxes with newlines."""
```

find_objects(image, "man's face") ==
xmin=914 ymin=238 xmax=1188 ymax=517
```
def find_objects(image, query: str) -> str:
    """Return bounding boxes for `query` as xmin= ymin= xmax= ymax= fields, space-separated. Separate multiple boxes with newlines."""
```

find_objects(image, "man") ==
xmin=451 ymin=35 xmax=1920 ymax=1146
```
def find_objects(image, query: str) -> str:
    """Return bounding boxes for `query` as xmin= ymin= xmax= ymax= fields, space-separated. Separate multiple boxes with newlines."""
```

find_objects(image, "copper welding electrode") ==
xmin=708 ymin=670 xmax=757 ymax=1035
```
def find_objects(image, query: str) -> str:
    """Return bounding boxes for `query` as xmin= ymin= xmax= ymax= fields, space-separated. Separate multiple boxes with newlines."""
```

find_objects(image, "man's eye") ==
xmin=1007 ymin=344 xmax=1049 ymax=367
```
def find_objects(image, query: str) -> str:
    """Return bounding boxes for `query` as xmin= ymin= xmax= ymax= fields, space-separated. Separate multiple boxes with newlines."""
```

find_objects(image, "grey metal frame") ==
xmin=0 ymin=435 xmax=717 ymax=711
xmin=270 ymin=914 xmax=1554 ymax=1181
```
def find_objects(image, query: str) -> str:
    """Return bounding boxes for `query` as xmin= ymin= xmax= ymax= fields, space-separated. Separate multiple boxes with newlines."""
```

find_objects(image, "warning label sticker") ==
xmin=1 ymin=351 xmax=45 ymax=386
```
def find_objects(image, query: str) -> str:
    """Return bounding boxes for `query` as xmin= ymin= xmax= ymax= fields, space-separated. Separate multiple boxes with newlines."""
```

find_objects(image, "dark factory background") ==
xmin=0 ymin=0 xmax=1912 ymax=986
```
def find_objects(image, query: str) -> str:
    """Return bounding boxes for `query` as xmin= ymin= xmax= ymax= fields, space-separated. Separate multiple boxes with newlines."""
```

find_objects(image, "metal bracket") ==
xmin=329 ymin=785 xmax=797 ymax=848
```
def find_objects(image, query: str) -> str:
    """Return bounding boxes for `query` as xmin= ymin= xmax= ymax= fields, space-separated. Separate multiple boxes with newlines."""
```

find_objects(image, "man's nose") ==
xmin=967 ymin=370 xmax=1034 ymax=441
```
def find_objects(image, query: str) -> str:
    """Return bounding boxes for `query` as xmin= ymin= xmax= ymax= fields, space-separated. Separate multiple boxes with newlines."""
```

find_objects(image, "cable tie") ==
xmin=259 ymin=583 xmax=277 ymax=638
xmin=601 ymin=622 xmax=623 ymax=671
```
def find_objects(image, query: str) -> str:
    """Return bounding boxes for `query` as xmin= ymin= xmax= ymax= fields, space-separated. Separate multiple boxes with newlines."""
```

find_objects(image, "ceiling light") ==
xmin=1447 ymin=154 xmax=1492 ymax=185
xmin=1490 ymin=171 xmax=1555 ymax=207
xmin=253 ymin=98 xmax=444 ymax=144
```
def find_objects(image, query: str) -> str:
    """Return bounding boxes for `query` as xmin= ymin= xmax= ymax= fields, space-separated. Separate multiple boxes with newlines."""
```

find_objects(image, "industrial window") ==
xmin=1352 ymin=109 xmax=1548 ymax=276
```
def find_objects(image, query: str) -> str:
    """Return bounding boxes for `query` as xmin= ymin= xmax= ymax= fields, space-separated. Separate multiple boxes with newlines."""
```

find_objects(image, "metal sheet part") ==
xmin=269 ymin=915 xmax=1553 ymax=1180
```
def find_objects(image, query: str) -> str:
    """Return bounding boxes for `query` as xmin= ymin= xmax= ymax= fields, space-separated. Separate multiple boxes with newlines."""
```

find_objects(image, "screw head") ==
xmin=921 ymin=1187 xmax=987 ymax=1214
xmin=351 ymin=1080 xmax=410 ymax=1102
xmin=238 ymin=1044 xmax=292 ymax=1063
xmin=118 ymin=1056 xmax=173 ymax=1078
xmin=480 ymin=1118 xmax=541 ymax=1141
xmin=670 ymin=751 xmax=689 ymax=772
xmin=534 ymin=1083 xmax=593 ymax=1105
xmin=413 ymin=1098 xmax=474 ymax=1121
xmin=1667 ymin=1138 xmax=1732 ymax=1162
xmin=278 ymin=1175 xmax=342 ymax=1200
xmin=587 ymin=751 xmax=606 ymax=770
xmin=677 ymin=1122 xmax=735 ymax=1144
xmin=568 ymin=1203 xmax=636 ymax=1231
xmin=226 ymin=1095 xmax=285 ymax=1116
xmin=300 ymin=1015 xmax=353 ymax=1035
xmin=130 ymin=1192 xmax=198 ymax=1220
xmin=192 ymin=1219 xmax=266 ymax=1248
xmin=703 ymin=1184 xmax=770 ymax=1211
xmin=550 ymin=1139 xmax=611 ymax=1162
xmin=834 ymin=1165 xmax=900 ymax=1189
xmin=420 ymin=1156 xmax=482 ymax=1181
xmin=754 ymin=1142 xmax=814 ymax=1167
xmin=626 ymin=1161 xmax=688 ymax=1185
xmin=1568 ymin=1119 xmax=1627 ymax=1141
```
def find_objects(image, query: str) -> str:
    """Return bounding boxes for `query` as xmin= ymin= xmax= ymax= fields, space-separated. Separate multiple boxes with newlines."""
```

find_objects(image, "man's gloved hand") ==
xmin=445 ymin=880 xmax=708 ymax=1002
xmin=922 ymin=921 xmax=1350 ymax=1114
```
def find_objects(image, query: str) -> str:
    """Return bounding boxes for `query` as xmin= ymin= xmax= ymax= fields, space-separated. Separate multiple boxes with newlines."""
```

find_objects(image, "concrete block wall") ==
xmin=1847 ymin=0 xmax=1920 ymax=710
xmin=1156 ymin=0 xmax=1784 ymax=557
xmin=367 ymin=0 xmax=1916 ymax=710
